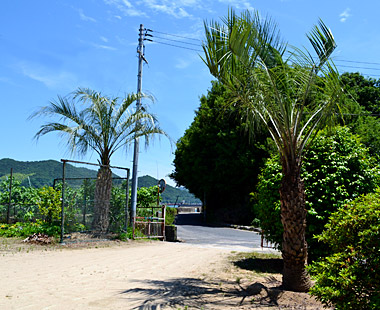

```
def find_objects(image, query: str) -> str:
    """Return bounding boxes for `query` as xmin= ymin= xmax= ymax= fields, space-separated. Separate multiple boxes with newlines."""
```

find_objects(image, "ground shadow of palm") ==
xmin=120 ymin=275 xmax=283 ymax=309
xmin=233 ymin=256 xmax=283 ymax=274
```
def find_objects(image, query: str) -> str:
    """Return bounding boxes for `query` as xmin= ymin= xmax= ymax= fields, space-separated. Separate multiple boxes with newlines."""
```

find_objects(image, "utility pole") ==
xmin=130 ymin=24 xmax=145 ymax=232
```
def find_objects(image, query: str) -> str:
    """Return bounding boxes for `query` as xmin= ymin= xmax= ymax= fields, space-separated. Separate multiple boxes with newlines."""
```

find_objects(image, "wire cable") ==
xmin=148 ymin=29 xmax=202 ymax=42
xmin=148 ymin=29 xmax=380 ymax=77
xmin=152 ymin=35 xmax=202 ymax=47
xmin=151 ymin=39 xmax=203 ymax=52
xmin=334 ymin=59 xmax=380 ymax=66
xmin=336 ymin=64 xmax=380 ymax=71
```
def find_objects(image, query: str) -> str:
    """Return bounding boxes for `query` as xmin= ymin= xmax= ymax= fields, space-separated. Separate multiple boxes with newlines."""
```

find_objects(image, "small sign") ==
xmin=158 ymin=179 xmax=166 ymax=193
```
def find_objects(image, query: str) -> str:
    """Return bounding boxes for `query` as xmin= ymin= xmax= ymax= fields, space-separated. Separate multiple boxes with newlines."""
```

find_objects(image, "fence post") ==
xmin=6 ymin=168 xmax=13 ymax=224
xmin=125 ymin=169 xmax=130 ymax=232
xmin=162 ymin=205 xmax=166 ymax=241
xmin=60 ymin=160 xmax=66 ymax=244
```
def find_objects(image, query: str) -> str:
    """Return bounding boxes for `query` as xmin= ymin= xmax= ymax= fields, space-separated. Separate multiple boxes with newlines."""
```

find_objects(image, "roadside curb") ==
xmin=222 ymin=223 xmax=262 ymax=233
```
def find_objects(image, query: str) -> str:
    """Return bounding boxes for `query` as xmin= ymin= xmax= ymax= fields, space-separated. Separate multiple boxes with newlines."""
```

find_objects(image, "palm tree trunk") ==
xmin=279 ymin=156 xmax=311 ymax=292
xmin=92 ymin=166 xmax=112 ymax=234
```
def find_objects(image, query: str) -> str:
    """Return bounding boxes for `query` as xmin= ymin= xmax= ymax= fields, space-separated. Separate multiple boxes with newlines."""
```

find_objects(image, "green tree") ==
xmin=202 ymin=9 xmax=343 ymax=291
xmin=37 ymin=186 xmax=62 ymax=224
xmin=31 ymin=88 xmax=167 ymax=233
xmin=171 ymin=81 xmax=269 ymax=224
xmin=254 ymin=127 xmax=380 ymax=260
xmin=309 ymin=188 xmax=380 ymax=309
xmin=341 ymin=72 xmax=380 ymax=115
xmin=338 ymin=72 xmax=380 ymax=157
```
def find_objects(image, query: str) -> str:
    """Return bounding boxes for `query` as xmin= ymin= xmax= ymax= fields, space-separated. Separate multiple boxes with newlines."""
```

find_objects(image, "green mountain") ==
xmin=138 ymin=175 xmax=201 ymax=204
xmin=0 ymin=158 xmax=200 ymax=204
xmin=0 ymin=158 xmax=99 ymax=188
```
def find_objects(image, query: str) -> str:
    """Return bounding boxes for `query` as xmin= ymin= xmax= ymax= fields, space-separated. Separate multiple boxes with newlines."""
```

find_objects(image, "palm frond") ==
xmin=30 ymin=87 xmax=169 ymax=165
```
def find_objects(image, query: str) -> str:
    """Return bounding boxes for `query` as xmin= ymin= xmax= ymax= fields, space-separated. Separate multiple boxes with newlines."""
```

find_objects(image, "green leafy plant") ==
xmin=308 ymin=188 xmax=380 ymax=309
xmin=37 ymin=186 xmax=62 ymax=224
xmin=253 ymin=127 xmax=380 ymax=260
xmin=165 ymin=206 xmax=177 ymax=226
xmin=0 ymin=220 xmax=60 ymax=238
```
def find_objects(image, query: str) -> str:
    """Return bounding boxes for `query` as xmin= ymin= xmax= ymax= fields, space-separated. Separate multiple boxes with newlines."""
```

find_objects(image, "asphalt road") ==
xmin=175 ymin=213 xmax=279 ymax=253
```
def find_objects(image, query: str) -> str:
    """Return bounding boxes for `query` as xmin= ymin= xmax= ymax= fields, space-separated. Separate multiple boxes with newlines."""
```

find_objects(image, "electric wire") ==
xmin=152 ymin=35 xmax=202 ymax=47
xmin=148 ymin=39 xmax=203 ymax=52
xmin=147 ymin=28 xmax=380 ymax=77
xmin=147 ymin=29 xmax=202 ymax=42
xmin=334 ymin=59 xmax=380 ymax=66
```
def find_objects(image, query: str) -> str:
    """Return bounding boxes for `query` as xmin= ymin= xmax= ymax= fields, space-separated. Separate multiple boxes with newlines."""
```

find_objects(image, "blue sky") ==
xmin=1 ymin=0 xmax=380 ymax=186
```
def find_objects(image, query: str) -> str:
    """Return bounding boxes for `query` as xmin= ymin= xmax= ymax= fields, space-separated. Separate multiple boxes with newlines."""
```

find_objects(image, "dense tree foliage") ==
xmin=341 ymin=72 xmax=380 ymax=114
xmin=1 ymin=177 xmax=163 ymax=237
xmin=253 ymin=127 xmax=380 ymax=261
xmin=202 ymin=9 xmax=343 ymax=291
xmin=171 ymin=81 xmax=269 ymax=224
xmin=339 ymin=72 xmax=380 ymax=157
xmin=309 ymin=188 xmax=380 ymax=309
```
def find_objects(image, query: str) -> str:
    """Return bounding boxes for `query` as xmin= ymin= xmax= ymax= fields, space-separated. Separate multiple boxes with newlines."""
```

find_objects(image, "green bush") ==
xmin=308 ymin=188 xmax=380 ymax=309
xmin=252 ymin=127 xmax=380 ymax=260
xmin=0 ymin=221 xmax=60 ymax=238
xmin=165 ymin=206 xmax=177 ymax=226
xmin=37 ymin=186 xmax=62 ymax=224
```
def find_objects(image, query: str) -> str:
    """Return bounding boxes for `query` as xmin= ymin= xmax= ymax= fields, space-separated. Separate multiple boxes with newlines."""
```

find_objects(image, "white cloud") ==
xmin=142 ymin=0 xmax=192 ymax=18
xmin=339 ymin=8 xmax=351 ymax=23
xmin=121 ymin=0 xmax=133 ymax=8
xmin=104 ymin=0 xmax=147 ymax=17
xmin=105 ymin=0 xmax=200 ymax=19
xmin=93 ymin=43 xmax=117 ymax=50
xmin=78 ymin=9 xmax=97 ymax=22
xmin=17 ymin=62 xmax=77 ymax=90
xmin=78 ymin=38 xmax=117 ymax=50
xmin=100 ymin=36 xmax=109 ymax=43
xmin=217 ymin=0 xmax=254 ymax=11
xmin=175 ymin=58 xmax=191 ymax=69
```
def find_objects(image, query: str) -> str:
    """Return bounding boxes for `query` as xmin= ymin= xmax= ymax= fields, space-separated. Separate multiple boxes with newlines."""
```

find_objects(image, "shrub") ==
xmin=0 ymin=220 xmax=60 ymax=238
xmin=165 ymin=206 xmax=177 ymax=226
xmin=37 ymin=186 xmax=62 ymax=224
xmin=308 ymin=188 xmax=380 ymax=309
xmin=252 ymin=127 xmax=380 ymax=260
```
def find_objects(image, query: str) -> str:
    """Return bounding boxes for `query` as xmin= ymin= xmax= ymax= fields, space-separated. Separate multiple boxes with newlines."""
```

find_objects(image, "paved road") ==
xmin=175 ymin=213 xmax=279 ymax=253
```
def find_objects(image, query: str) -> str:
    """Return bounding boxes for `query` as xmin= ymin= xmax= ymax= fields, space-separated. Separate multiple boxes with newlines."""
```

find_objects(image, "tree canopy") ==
xmin=253 ymin=127 xmax=380 ymax=261
xmin=171 ymin=81 xmax=269 ymax=224
xmin=202 ymin=9 xmax=343 ymax=291
xmin=31 ymin=88 xmax=167 ymax=233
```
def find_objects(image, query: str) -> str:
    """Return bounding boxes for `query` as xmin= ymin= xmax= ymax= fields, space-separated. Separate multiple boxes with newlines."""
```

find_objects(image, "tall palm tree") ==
xmin=202 ymin=10 xmax=343 ymax=291
xmin=31 ymin=88 xmax=167 ymax=233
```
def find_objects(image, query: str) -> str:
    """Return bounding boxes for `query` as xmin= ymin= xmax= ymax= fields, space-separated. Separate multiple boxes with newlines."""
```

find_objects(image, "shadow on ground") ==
xmin=233 ymin=257 xmax=283 ymax=274
xmin=120 ymin=276 xmax=285 ymax=309
xmin=174 ymin=213 xmax=205 ymax=226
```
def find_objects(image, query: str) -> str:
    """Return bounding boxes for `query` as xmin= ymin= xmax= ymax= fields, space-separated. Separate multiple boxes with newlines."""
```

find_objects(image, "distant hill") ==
xmin=138 ymin=175 xmax=201 ymax=204
xmin=0 ymin=158 xmax=99 ymax=188
xmin=0 ymin=158 xmax=201 ymax=204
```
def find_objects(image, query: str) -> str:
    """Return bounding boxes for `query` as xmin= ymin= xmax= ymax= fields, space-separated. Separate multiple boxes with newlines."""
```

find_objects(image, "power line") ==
xmin=336 ymin=64 xmax=380 ymax=71
xmin=152 ymin=35 xmax=202 ymax=47
xmin=151 ymin=40 xmax=203 ymax=52
xmin=334 ymin=59 xmax=380 ymax=66
xmin=147 ymin=29 xmax=202 ymax=42
xmin=148 ymin=28 xmax=380 ymax=77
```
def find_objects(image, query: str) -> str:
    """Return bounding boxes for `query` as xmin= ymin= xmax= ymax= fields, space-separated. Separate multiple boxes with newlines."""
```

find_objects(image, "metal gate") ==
xmin=133 ymin=205 xmax=166 ymax=240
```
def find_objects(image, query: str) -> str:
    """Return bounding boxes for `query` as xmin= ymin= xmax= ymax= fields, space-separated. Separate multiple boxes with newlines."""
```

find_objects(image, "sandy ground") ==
xmin=0 ymin=239 xmax=328 ymax=310
xmin=0 ymin=241 xmax=230 ymax=310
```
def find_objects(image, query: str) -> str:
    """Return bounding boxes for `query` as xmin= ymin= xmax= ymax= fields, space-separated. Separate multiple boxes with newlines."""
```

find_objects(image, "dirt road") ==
xmin=1 ymin=241 xmax=231 ymax=310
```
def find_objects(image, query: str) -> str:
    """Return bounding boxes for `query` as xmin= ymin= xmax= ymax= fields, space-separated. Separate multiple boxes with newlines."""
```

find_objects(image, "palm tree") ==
xmin=31 ymin=88 xmax=167 ymax=233
xmin=202 ymin=10 xmax=343 ymax=291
